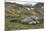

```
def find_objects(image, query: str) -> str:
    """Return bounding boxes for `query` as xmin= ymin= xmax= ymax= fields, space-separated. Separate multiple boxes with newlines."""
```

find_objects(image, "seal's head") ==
xmin=31 ymin=16 xmax=38 ymax=21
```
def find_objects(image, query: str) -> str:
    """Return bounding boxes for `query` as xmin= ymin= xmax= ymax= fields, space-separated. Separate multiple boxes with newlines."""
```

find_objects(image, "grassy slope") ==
xmin=5 ymin=2 xmax=44 ymax=31
xmin=5 ymin=17 xmax=44 ymax=31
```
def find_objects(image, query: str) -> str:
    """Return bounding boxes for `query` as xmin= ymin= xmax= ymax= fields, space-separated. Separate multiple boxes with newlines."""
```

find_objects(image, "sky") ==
xmin=5 ymin=0 xmax=44 ymax=2
xmin=5 ymin=0 xmax=44 ymax=6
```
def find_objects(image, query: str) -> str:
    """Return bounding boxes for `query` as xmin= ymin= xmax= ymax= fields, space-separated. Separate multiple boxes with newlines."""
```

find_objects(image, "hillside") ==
xmin=5 ymin=2 xmax=44 ymax=31
xmin=5 ymin=2 xmax=44 ymax=17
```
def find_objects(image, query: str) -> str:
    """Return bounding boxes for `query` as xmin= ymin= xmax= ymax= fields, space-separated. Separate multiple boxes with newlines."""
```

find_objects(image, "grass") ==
xmin=5 ymin=2 xmax=44 ymax=31
xmin=5 ymin=16 xmax=44 ymax=31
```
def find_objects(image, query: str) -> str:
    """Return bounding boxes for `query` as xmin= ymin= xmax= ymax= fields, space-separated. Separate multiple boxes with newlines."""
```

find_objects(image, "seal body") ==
xmin=21 ymin=16 xmax=39 ymax=24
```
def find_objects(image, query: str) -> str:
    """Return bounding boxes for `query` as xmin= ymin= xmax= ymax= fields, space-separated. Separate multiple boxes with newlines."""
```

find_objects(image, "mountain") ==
xmin=33 ymin=2 xmax=44 ymax=15
xmin=34 ymin=2 xmax=44 ymax=8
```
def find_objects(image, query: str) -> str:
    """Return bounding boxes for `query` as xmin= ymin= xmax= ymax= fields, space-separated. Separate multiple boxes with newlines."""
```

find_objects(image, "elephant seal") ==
xmin=21 ymin=16 xmax=39 ymax=24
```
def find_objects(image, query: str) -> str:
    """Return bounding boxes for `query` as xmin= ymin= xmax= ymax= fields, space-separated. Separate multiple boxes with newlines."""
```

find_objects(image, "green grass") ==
xmin=5 ymin=16 xmax=44 ymax=31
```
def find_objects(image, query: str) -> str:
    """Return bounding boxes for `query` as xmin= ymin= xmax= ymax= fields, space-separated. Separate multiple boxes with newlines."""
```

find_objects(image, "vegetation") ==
xmin=5 ymin=2 xmax=44 ymax=31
